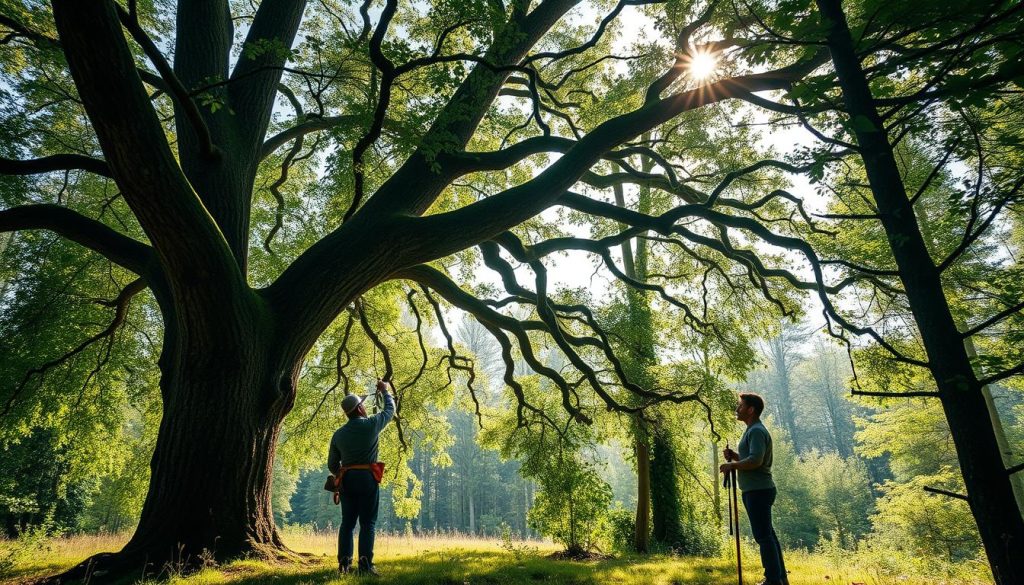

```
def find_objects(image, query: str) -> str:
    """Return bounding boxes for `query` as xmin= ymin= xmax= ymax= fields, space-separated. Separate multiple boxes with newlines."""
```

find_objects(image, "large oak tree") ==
xmin=0 ymin=0 xmax=811 ymax=578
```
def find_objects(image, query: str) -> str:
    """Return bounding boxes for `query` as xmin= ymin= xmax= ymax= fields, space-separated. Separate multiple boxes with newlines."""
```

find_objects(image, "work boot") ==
xmin=359 ymin=565 xmax=380 ymax=577
xmin=338 ymin=564 xmax=350 ymax=575
xmin=358 ymin=557 xmax=380 ymax=577
xmin=755 ymin=580 xmax=784 ymax=585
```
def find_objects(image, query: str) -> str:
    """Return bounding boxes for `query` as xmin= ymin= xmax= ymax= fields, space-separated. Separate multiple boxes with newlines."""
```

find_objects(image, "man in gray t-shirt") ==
xmin=328 ymin=379 xmax=395 ymax=576
xmin=721 ymin=392 xmax=788 ymax=585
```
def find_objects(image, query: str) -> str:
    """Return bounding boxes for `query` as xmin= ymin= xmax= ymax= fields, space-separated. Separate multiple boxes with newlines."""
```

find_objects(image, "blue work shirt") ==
xmin=328 ymin=391 xmax=395 ymax=473
xmin=737 ymin=420 xmax=775 ymax=492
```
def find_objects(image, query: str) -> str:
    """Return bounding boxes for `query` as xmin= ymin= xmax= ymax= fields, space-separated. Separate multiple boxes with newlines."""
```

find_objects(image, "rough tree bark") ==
xmin=815 ymin=0 xmax=1024 ymax=581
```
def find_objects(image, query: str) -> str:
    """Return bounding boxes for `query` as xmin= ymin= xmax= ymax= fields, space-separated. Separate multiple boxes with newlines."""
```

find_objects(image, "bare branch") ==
xmin=418 ymin=287 xmax=485 ymax=426
xmin=261 ymin=114 xmax=361 ymax=160
xmin=851 ymin=389 xmax=939 ymax=398
xmin=978 ymin=360 xmax=1024 ymax=388
xmin=938 ymin=175 xmax=1024 ymax=272
xmin=1 ymin=277 xmax=147 ymax=417
xmin=909 ymin=138 xmax=961 ymax=205
xmin=262 ymin=132 xmax=308 ymax=255
xmin=961 ymin=299 xmax=1024 ymax=339
xmin=923 ymin=486 xmax=969 ymax=502
xmin=290 ymin=312 xmax=355 ymax=437
xmin=356 ymin=298 xmax=394 ymax=382
xmin=343 ymin=0 xmax=399 ymax=223
xmin=524 ymin=0 xmax=648 ymax=65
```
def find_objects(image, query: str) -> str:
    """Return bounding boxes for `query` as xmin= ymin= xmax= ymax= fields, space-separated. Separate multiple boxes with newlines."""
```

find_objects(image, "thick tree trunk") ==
xmin=816 ymin=1 xmax=1024 ymax=581
xmin=49 ymin=295 xmax=302 ymax=582
xmin=126 ymin=358 xmax=291 ymax=562
xmin=634 ymin=429 xmax=651 ymax=553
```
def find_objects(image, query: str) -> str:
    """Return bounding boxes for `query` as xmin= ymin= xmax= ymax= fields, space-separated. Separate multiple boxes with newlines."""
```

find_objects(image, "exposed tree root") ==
xmin=547 ymin=548 xmax=611 ymax=561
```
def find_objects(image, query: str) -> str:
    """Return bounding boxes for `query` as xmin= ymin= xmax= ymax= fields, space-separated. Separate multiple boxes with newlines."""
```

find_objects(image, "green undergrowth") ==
xmin=1 ymin=531 xmax=992 ymax=585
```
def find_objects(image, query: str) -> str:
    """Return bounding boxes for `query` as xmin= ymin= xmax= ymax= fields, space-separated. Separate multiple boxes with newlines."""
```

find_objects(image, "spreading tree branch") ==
xmin=0 ymin=154 xmax=112 ymax=178
xmin=0 ymin=204 xmax=153 ymax=275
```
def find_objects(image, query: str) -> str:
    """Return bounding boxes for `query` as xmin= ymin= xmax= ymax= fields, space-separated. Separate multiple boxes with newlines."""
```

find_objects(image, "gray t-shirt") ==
xmin=737 ymin=420 xmax=775 ymax=492
xmin=328 ymin=391 xmax=395 ymax=473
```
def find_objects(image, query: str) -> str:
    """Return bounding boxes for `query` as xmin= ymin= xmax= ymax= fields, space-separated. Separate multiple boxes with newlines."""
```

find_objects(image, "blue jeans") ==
xmin=338 ymin=469 xmax=379 ymax=568
xmin=741 ymin=487 xmax=787 ymax=583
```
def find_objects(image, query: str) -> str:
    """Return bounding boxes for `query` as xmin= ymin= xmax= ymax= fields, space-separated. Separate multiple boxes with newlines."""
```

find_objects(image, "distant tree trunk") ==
xmin=650 ymin=428 xmax=686 ymax=549
xmin=615 ymin=159 xmax=688 ymax=551
xmin=524 ymin=481 xmax=531 ymax=536
xmin=817 ymin=0 xmax=1024 ymax=580
xmin=615 ymin=180 xmax=653 ymax=553
xmin=968 ymin=340 xmax=1024 ymax=514
xmin=766 ymin=333 xmax=801 ymax=452
xmin=469 ymin=492 xmax=475 ymax=535
xmin=711 ymin=441 xmax=721 ymax=522
xmin=418 ymin=454 xmax=427 ymax=533
xmin=822 ymin=393 xmax=851 ymax=458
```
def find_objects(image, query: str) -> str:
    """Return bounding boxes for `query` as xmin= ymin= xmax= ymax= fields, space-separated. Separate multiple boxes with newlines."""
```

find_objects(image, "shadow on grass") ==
xmin=5 ymin=548 xmax=738 ymax=585
xmin=217 ymin=550 xmax=735 ymax=585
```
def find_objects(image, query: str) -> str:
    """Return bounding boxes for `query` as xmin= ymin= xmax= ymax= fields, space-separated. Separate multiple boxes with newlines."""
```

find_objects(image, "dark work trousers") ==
xmin=741 ymin=487 xmax=787 ymax=583
xmin=338 ymin=469 xmax=380 ymax=568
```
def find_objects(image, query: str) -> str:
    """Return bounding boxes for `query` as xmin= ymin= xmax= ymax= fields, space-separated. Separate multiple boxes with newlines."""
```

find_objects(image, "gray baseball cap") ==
xmin=341 ymin=393 xmax=366 ymax=414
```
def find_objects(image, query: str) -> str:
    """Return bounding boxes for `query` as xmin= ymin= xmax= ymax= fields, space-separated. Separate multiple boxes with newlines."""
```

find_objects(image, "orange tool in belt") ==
xmin=324 ymin=462 xmax=386 ymax=505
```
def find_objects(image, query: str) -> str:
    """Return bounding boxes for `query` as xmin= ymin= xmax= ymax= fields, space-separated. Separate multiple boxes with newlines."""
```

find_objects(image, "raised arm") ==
xmin=372 ymin=382 xmax=396 ymax=434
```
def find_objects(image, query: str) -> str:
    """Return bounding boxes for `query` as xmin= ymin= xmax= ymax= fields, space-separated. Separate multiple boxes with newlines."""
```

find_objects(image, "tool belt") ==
xmin=324 ymin=462 xmax=386 ymax=505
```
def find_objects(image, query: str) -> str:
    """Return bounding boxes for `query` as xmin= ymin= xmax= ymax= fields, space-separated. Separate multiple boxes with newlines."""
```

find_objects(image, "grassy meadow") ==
xmin=0 ymin=529 xmax=992 ymax=585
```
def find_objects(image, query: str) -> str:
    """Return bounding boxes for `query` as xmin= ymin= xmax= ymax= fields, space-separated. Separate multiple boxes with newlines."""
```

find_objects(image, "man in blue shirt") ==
xmin=328 ymin=379 xmax=395 ymax=576
xmin=720 ymin=392 xmax=788 ymax=585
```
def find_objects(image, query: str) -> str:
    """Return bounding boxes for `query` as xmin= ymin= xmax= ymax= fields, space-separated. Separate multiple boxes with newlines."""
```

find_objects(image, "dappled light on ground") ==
xmin=1 ymin=532 xmax=990 ymax=585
